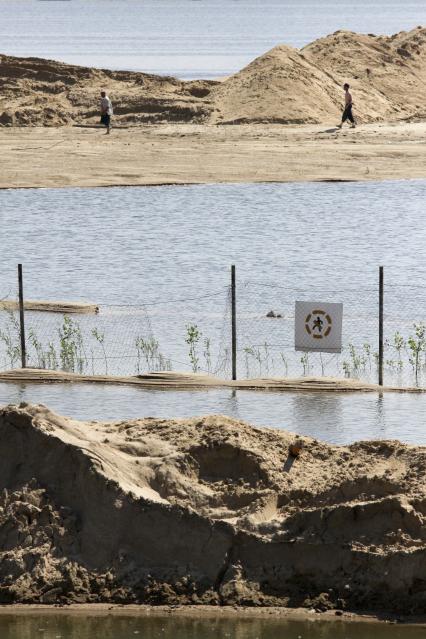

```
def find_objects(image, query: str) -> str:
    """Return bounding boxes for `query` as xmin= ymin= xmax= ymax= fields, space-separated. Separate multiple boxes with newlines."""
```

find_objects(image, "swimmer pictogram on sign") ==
xmin=305 ymin=309 xmax=332 ymax=338
xmin=295 ymin=301 xmax=343 ymax=353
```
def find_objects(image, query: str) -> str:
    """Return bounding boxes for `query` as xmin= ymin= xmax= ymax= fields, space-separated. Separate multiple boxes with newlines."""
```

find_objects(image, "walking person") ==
xmin=100 ymin=90 xmax=113 ymax=134
xmin=337 ymin=83 xmax=356 ymax=129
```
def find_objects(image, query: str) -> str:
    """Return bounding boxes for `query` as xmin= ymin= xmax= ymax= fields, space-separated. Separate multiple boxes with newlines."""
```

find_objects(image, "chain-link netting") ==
xmin=383 ymin=279 xmax=426 ymax=387
xmin=235 ymin=280 xmax=379 ymax=381
xmin=2 ymin=272 xmax=426 ymax=387
xmin=0 ymin=288 xmax=231 ymax=377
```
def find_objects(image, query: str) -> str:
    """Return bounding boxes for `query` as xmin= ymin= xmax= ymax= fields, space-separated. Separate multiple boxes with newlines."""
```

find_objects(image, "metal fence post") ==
xmin=18 ymin=264 xmax=27 ymax=369
xmin=231 ymin=264 xmax=237 ymax=380
xmin=379 ymin=265 xmax=384 ymax=386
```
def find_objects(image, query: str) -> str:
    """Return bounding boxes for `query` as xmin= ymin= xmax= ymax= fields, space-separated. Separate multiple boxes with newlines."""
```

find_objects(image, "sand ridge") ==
xmin=0 ymin=301 xmax=99 ymax=314
xmin=0 ymin=367 xmax=416 ymax=392
xmin=1 ymin=402 xmax=426 ymax=613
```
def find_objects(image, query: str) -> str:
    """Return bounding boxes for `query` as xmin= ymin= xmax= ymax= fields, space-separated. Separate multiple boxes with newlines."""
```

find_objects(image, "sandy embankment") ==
xmin=1 ymin=402 xmax=426 ymax=615
xmin=3 ymin=27 xmax=426 ymax=187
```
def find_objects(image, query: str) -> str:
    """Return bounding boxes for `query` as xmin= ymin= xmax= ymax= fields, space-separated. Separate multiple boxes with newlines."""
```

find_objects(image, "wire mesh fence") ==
xmin=0 ymin=289 xmax=232 ymax=378
xmin=236 ymin=280 xmax=379 ymax=381
xmin=2 ymin=267 xmax=426 ymax=387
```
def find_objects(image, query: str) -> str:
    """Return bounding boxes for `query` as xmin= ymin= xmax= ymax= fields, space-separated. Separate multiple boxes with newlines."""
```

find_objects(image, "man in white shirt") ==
xmin=100 ymin=91 xmax=113 ymax=134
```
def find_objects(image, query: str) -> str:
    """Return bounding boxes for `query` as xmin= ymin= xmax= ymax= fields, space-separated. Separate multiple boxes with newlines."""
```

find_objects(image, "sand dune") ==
xmin=214 ymin=26 xmax=426 ymax=124
xmin=2 ymin=27 xmax=426 ymax=126
xmin=1 ymin=402 xmax=426 ymax=613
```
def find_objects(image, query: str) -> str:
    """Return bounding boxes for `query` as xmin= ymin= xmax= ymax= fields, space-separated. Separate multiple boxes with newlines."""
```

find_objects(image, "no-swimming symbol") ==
xmin=295 ymin=301 xmax=343 ymax=353
xmin=304 ymin=309 xmax=332 ymax=339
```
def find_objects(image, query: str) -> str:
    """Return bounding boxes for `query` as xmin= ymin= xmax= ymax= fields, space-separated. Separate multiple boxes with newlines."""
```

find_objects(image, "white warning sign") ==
xmin=295 ymin=301 xmax=343 ymax=353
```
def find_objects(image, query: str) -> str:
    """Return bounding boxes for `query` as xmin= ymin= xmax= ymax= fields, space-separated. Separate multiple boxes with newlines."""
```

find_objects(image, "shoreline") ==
xmin=0 ymin=603 xmax=424 ymax=626
xmin=3 ymin=121 xmax=426 ymax=190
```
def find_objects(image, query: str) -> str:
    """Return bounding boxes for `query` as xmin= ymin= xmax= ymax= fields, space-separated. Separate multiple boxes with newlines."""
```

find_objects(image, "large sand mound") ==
xmin=210 ymin=45 xmax=342 ymax=124
xmin=2 ymin=27 xmax=426 ymax=126
xmin=1 ymin=403 xmax=426 ymax=613
xmin=303 ymin=28 xmax=426 ymax=122
xmin=213 ymin=26 xmax=426 ymax=124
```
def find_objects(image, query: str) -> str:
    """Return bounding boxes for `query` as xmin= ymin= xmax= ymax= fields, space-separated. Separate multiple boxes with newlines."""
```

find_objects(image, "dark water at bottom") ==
xmin=0 ymin=613 xmax=424 ymax=639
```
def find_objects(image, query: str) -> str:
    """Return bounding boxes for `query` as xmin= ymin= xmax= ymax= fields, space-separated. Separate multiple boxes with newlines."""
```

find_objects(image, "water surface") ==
xmin=1 ymin=383 xmax=426 ymax=445
xmin=0 ymin=613 xmax=424 ymax=639
xmin=1 ymin=0 xmax=426 ymax=77
xmin=1 ymin=181 xmax=425 ymax=384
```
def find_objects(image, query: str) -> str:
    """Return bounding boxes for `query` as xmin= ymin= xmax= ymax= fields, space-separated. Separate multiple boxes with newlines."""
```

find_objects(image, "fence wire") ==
xmin=236 ymin=280 xmax=378 ymax=381
xmin=1 ymin=273 xmax=426 ymax=387
xmin=0 ymin=288 xmax=231 ymax=378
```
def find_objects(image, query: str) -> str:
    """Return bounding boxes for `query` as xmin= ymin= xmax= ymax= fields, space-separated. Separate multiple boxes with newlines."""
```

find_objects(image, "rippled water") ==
xmin=0 ymin=613 xmax=424 ymax=639
xmin=1 ymin=0 xmax=426 ymax=77
xmin=2 ymin=180 xmax=425 ymax=304
xmin=1 ymin=383 xmax=426 ymax=445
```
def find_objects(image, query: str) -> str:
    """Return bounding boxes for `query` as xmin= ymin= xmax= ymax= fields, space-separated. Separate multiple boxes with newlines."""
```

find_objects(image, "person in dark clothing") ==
xmin=337 ymin=83 xmax=356 ymax=129
xmin=100 ymin=90 xmax=113 ymax=134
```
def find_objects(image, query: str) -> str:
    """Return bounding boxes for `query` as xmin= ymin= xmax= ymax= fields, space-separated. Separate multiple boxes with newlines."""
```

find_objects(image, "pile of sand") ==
xmin=211 ymin=45 xmax=342 ymax=124
xmin=213 ymin=26 xmax=426 ymax=124
xmin=0 ymin=55 xmax=216 ymax=126
xmin=2 ymin=27 xmax=426 ymax=126
xmin=1 ymin=402 xmax=426 ymax=613
xmin=302 ymin=28 xmax=426 ymax=123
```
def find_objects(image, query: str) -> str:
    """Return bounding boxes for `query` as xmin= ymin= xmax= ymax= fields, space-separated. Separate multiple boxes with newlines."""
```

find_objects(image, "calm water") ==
xmin=1 ymin=0 xmax=426 ymax=77
xmin=0 ymin=613 xmax=424 ymax=639
xmin=1 ymin=384 xmax=426 ymax=445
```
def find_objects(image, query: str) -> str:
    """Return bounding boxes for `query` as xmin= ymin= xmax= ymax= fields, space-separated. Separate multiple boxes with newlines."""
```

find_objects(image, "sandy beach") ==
xmin=3 ymin=27 xmax=426 ymax=188
xmin=3 ymin=121 xmax=426 ymax=189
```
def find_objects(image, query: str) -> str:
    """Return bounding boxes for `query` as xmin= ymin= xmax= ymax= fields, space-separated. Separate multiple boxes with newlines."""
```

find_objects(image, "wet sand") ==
xmin=3 ymin=121 xmax=426 ymax=189
xmin=0 ymin=301 xmax=98 ymax=314
xmin=0 ymin=368 xmax=421 ymax=392
xmin=0 ymin=603 xmax=423 ymax=626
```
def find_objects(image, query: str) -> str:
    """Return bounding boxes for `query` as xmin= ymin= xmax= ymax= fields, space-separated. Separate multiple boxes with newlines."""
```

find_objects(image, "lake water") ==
xmin=1 ymin=383 xmax=426 ymax=445
xmin=0 ymin=613 xmax=424 ymax=639
xmin=1 ymin=181 xmax=426 ymax=385
xmin=1 ymin=0 xmax=426 ymax=78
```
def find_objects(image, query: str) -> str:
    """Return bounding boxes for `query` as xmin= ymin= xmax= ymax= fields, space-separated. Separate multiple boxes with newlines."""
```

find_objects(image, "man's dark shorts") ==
xmin=100 ymin=113 xmax=110 ymax=127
